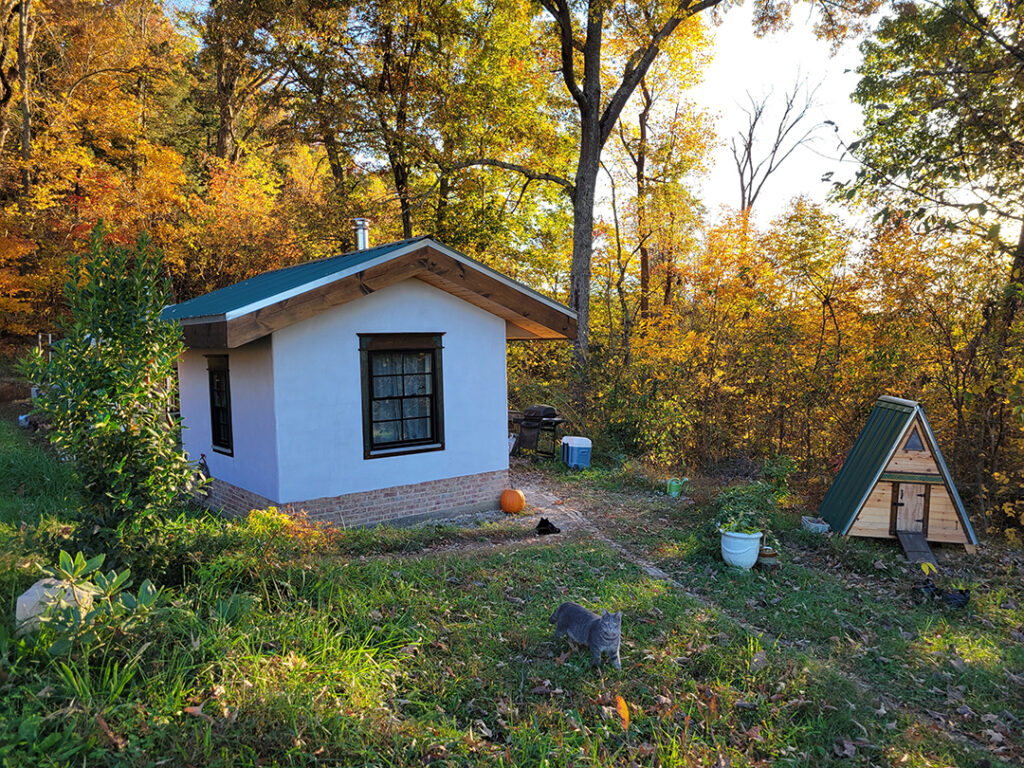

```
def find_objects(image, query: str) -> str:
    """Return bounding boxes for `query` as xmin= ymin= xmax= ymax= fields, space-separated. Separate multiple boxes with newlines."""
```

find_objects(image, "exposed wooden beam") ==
xmin=182 ymin=321 xmax=228 ymax=348
xmin=175 ymin=244 xmax=577 ymax=348
xmin=413 ymin=250 xmax=576 ymax=340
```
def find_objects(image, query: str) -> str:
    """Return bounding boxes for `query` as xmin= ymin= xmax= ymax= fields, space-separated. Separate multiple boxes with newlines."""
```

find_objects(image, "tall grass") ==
xmin=0 ymin=420 xmax=78 ymax=527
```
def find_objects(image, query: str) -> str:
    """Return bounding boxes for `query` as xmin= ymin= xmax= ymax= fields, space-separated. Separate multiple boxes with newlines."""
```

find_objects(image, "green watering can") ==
xmin=667 ymin=477 xmax=688 ymax=498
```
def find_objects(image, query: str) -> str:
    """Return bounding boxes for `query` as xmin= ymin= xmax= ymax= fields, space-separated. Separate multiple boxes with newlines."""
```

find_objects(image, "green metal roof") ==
xmin=162 ymin=237 xmax=431 ymax=322
xmin=819 ymin=397 xmax=917 ymax=533
xmin=818 ymin=396 xmax=976 ymax=544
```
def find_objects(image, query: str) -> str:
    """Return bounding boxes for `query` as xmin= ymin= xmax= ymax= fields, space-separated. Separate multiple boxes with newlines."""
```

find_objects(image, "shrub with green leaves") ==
xmin=20 ymin=225 xmax=197 ymax=557
xmin=34 ymin=551 xmax=160 ymax=656
xmin=715 ymin=482 xmax=777 ymax=533
xmin=761 ymin=454 xmax=796 ymax=489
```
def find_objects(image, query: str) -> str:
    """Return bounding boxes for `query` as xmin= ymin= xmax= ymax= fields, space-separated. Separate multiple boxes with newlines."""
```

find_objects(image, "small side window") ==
xmin=207 ymin=355 xmax=233 ymax=455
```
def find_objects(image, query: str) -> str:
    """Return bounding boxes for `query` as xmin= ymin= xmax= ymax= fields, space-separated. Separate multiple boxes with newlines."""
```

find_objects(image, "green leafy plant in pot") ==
xmin=718 ymin=512 xmax=763 ymax=570
xmin=715 ymin=482 xmax=776 ymax=570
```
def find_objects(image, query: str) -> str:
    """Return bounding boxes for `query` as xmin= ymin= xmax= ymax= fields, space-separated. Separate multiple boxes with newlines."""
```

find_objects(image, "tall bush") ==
xmin=21 ymin=225 xmax=195 ymax=554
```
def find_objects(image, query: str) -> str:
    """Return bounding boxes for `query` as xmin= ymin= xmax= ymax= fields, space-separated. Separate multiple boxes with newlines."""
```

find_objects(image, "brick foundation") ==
xmin=206 ymin=469 xmax=508 ymax=527
xmin=205 ymin=478 xmax=276 ymax=517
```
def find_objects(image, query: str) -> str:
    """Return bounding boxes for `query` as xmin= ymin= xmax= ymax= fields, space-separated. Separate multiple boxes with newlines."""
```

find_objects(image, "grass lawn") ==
xmin=1 ymin=422 xmax=1021 ymax=767
xmin=0 ymin=418 xmax=78 ymax=527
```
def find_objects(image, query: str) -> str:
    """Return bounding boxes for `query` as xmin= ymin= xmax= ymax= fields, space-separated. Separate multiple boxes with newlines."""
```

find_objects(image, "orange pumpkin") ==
xmin=501 ymin=488 xmax=526 ymax=514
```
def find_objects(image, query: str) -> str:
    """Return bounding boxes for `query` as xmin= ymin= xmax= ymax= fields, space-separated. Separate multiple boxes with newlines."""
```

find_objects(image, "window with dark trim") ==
xmin=360 ymin=334 xmax=444 ymax=458
xmin=207 ymin=355 xmax=233 ymax=455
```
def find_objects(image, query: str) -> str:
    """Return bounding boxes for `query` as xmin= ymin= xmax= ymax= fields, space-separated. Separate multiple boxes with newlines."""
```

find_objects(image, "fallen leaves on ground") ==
xmin=615 ymin=695 xmax=630 ymax=731
xmin=95 ymin=715 xmax=126 ymax=750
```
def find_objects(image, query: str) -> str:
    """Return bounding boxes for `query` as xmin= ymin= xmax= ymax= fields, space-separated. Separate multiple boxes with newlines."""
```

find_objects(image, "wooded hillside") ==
xmin=1 ymin=0 xmax=1022 ymax=539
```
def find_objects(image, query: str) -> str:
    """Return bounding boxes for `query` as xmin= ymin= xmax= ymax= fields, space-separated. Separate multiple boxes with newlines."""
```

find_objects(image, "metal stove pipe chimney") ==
xmin=352 ymin=218 xmax=370 ymax=251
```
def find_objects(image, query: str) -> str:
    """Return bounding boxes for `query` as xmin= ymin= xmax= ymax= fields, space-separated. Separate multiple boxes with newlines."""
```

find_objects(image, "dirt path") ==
xmin=516 ymin=477 xmax=781 ymax=640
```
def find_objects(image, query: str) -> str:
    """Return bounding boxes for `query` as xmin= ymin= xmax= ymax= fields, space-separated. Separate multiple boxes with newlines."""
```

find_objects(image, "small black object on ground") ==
xmin=918 ymin=578 xmax=970 ymax=609
xmin=536 ymin=517 xmax=560 ymax=536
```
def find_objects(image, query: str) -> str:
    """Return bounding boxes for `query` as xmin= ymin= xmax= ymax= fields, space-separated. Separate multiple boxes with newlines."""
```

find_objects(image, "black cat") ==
xmin=536 ymin=517 xmax=561 ymax=535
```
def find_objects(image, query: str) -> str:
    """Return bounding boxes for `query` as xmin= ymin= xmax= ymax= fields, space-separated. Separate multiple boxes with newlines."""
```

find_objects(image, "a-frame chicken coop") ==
xmin=819 ymin=396 xmax=977 ymax=559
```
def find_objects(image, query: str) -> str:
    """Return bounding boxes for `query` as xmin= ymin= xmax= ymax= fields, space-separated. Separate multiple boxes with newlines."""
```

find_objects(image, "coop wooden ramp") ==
xmin=896 ymin=531 xmax=938 ymax=568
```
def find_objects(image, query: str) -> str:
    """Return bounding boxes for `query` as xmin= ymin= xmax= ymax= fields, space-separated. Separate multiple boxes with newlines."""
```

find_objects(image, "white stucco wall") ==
xmin=271 ymin=278 xmax=508 ymax=502
xmin=177 ymin=337 xmax=280 ymax=501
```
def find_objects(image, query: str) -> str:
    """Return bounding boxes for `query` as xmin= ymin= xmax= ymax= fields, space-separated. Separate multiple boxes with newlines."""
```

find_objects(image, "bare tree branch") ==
xmin=538 ymin=0 xmax=585 ymax=108
xmin=731 ymin=77 xmax=822 ymax=211
xmin=600 ymin=0 xmax=722 ymax=147
xmin=448 ymin=158 xmax=575 ymax=195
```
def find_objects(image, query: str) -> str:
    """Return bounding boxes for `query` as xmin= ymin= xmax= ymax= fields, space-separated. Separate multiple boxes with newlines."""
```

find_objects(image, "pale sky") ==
xmin=691 ymin=4 xmax=867 ymax=225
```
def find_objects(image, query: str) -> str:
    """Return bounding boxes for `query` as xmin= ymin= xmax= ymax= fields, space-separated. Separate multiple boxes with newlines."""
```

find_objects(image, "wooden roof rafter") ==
xmin=168 ymin=239 xmax=577 ymax=347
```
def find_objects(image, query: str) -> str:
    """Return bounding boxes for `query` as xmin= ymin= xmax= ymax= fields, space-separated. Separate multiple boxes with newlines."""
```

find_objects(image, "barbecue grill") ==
xmin=510 ymin=404 xmax=565 ymax=458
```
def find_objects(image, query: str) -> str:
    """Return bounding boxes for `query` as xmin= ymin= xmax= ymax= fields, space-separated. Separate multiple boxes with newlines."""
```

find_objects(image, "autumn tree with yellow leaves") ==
xmin=1 ymin=0 xmax=1023 ymax=539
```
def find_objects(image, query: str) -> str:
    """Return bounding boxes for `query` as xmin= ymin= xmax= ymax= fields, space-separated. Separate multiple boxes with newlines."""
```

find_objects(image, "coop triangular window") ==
xmin=904 ymin=428 xmax=925 ymax=452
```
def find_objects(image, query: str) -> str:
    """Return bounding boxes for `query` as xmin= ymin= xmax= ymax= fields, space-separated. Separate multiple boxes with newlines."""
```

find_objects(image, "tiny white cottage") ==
xmin=162 ymin=235 xmax=576 ymax=526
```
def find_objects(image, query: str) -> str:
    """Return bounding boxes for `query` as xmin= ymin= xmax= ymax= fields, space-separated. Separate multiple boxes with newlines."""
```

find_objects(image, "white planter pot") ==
xmin=720 ymin=529 xmax=763 ymax=570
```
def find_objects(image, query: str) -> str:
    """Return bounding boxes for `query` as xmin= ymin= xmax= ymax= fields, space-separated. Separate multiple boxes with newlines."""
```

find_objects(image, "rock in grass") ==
xmin=15 ymin=578 xmax=93 ymax=634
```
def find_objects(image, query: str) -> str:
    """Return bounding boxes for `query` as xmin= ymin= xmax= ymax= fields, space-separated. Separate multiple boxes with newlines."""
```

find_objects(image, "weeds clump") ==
xmin=22 ymin=551 xmax=161 ymax=656
xmin=713 ymin=457 xmax=793 ymax=536
xmin=245 ymin=507 xmax=340 ymax=557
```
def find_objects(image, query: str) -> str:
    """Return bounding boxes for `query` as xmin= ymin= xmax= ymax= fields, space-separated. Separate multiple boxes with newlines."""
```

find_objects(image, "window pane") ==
xmin=905 ymin=430 xmax=925 ymax=451
xmin=372 ymin=375 xmax=402 ymax=398
xmin=403 ymin=397 xmax=431 ymax=419
xmin=372 ymin=399 xmax=401 ymax=421
xmin=372 ymin=353 xmax=401 ymax=376
xmin=211 ymin=372 xmax=228 ymax=406
xmin=403 ymin=418 xmax=431 ymax=441
xmin=403 ymin=352 xmax=431 ymax=373
xmin=403 ymin=373 xmax=431 ymax=395
xmin=363 ymin=342 xmax=442 ymax=452
xmin=373 ymin=421 xmax=400 ymax=444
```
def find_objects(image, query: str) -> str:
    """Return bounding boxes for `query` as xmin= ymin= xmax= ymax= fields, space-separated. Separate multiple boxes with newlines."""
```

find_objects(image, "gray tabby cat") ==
xmin=549 ymin=602 xmax=622 ymax=669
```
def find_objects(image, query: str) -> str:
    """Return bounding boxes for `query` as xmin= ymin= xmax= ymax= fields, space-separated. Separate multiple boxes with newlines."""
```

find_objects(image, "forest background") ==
xmin=1 ymin=0 xmax=1022 ymax=540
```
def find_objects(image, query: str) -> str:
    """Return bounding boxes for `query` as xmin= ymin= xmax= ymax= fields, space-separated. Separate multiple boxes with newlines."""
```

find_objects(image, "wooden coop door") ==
xmin=890 ymin=483 xmax=929 ymax=534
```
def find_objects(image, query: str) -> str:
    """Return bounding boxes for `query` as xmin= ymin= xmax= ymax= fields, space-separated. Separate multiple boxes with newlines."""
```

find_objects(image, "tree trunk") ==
xmin=435 ymin=172 xmax=450 ymax=240
xmin=0 ymin=2 xmax=16 ymax=157
xmin=989 ymin=222 xmax=1024 ymax=371
xmin=570 ymin=118 xmax=600 ymax=360
xmin=391 ymin=158 xmax=413 ymax=239
xmin=215 ymin=57 xmax=239 ymax=160
xmin=18 ymin=0 xmax=30 ymax=193
xmin=636 ymin=81 xmax=652 ymax=324
xmin=663 ymin=257 xmax=674 ymax=307
xmin=322 ymin=129 xmax=348 ymax=195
